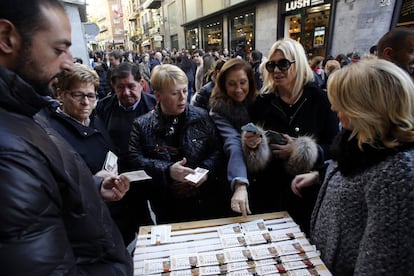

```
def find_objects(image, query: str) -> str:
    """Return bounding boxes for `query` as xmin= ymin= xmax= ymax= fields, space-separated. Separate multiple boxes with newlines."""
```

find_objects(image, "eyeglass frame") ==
xmin=67 ymin=91 xmax=97 ymax=102
xmin=265 ymin=59 xmax=296 ymax=73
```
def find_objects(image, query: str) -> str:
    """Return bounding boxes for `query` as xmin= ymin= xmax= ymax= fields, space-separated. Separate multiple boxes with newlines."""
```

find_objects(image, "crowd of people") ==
xmin=1 ymin=0 xmax=414 ymax=274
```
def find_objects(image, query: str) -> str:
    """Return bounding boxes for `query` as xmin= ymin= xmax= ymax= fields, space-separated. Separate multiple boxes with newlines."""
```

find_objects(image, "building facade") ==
xmin=87 ymin=0 xmax=127 ymax=51
xmin=119 ymin=0 xmax=413 ymax=57
xmin=62 ymin=0 xmax=90 ymax=64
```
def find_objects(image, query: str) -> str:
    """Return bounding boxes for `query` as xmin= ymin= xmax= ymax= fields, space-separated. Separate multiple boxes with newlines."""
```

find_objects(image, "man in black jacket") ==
xmin=0 ymin=1 xmax=133 ymax=275
xmin=96 ymin=62 xmax=157 ymax=253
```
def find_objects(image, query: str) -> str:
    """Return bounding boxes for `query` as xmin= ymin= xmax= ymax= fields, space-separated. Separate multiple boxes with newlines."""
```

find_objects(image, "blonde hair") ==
xmin=309 ymin=55 xmax=324 ymax=69
xmin=327 ymin=57 xmax=414 ymax=149
xmin=261 ymin=38 xmax=314 ymax=97
xmin=56 ymin=63 xmax=99 ymax=91
xmin=324 ymin=60 xmax=341 ymax=76
xmin=150 ymin=64 xmax=188 ymax=92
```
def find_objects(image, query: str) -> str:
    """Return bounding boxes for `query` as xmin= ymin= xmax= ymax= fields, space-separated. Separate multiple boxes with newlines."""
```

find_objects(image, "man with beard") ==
xmin=377 ymin=27 xmax=414 ymax=82
xmin=0 ymin=1 xmax=133 ymax=275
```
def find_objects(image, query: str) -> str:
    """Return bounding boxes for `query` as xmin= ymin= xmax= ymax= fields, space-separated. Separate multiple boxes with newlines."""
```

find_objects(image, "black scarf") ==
xmin=330 ymin=130 xmax=400 ymax=176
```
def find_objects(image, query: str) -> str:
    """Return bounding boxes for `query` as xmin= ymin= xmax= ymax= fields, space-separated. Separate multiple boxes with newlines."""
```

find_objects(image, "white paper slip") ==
xmin=169 ymin=253 xmax=198 ymax=271
xmin=217 ymin=223 xmax=243 ymax=236
xmin=227 ymin=268 xmax=256 ymax=276
xmin=223 ymin=247 xmax=252 ymax=263
xmin=197 ymin=250 xmax=225 ymax=266
xmin=241 ymin=219 xmax=267 ymax=232
xmin=103 ymin=150 xmax=118 ymax=174
xmin=143 ymin=258 xmax=170 ymax=274
xmin=184 ymin=167 xmax=209 ymax=183
xmin=197 ymin=265 xmax=222 ymax=275
xmin=150 ymin=225 xmax=172 ymax=245
xmin=244 ymin=231 xmax=272 ymax=245
xmin=219 ymin=233 xmax=247 ymax=248
xmin=120 ymin=170 xmax=152 ymax=182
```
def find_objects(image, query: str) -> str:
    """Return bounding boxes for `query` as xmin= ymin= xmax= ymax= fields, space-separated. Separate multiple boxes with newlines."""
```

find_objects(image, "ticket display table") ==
xmin=134 ymin=212 xmax=331 ymax=275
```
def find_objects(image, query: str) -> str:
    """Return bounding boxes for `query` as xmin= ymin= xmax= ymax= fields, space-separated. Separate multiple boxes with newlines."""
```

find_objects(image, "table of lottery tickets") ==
xmin=134 ymin=211 xmax=332 ymax=276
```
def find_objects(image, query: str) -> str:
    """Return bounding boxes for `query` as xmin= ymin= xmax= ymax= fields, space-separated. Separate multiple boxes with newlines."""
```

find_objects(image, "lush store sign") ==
xmin=283 ymin=0 xmax=326 ymax=13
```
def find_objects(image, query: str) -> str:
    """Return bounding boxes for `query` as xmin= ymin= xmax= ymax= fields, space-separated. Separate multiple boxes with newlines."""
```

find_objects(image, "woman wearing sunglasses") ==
xmin=242 ymin=38 xmax=339 ymax=234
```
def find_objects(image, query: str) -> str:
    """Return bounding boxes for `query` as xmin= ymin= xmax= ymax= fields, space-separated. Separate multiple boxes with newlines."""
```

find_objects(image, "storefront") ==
xmin=229 ymin=10 xmax=255 ymax=59
xmin=202 ymin=18 xmax=223 ymax=51
xmin=181 ymin=0 xmax=262 ymax=55
xmin=278 ymin=0 xmax=335 ymax=57
xmin=185 ymin=26 xmax=199 ymax=50
xmin=395 ymin=0 xmax=414 ymax=29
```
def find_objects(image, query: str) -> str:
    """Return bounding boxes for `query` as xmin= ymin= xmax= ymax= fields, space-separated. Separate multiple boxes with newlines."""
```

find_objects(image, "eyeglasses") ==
xmin=265 ymin=59 xmax=296 ymax=72
xmin=68 ymin=91 xmax=97 ymax=101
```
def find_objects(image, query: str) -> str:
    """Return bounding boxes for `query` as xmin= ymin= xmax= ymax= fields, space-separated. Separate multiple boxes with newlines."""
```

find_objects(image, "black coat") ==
xmin=0 ymin=66 xmax=132 ymax=275
xmin=40 ymin=107 xmax=114 ymax=174
xmin=96 ymin=93 xmax=156 ymax=172
xmin=96 ymin=93 xmax=157 ymax=245
xmin=248 ymin=83 xmax=339 ymax=233
xmin=128 ymin=104 xmax=230 ymax=223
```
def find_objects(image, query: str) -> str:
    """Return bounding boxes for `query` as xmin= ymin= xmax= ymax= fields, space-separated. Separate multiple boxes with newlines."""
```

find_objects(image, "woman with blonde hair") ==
xmin=128 ymin=64 xmax=230 ymax=224
xmin=294 ymin=58 xmax=414 ymax=274
xmin=242 ymin=38 xmax=339 ymax=233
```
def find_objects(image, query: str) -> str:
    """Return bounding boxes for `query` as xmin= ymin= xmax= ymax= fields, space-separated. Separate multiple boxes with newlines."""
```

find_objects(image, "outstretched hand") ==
xmin=231 ymin=182 xmax=251 ymax=217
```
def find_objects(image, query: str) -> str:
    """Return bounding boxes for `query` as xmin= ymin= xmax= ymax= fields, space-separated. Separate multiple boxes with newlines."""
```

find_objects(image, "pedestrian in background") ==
xmin=192 ymin=58 xmax=226 ymax=110
xmin=249 ymin=50 xmax=264 ymax=90
xmin=377 ymin=27 xmax=414 ymax=82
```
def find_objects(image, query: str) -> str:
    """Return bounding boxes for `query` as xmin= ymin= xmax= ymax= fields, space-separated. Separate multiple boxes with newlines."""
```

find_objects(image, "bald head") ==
xmin=377 ymin=28 xmax=414 ymax=80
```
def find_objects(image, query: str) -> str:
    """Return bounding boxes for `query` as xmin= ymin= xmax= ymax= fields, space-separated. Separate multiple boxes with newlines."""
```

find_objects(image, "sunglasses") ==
xmin=265 ymin=59 xmax=295 ymax=72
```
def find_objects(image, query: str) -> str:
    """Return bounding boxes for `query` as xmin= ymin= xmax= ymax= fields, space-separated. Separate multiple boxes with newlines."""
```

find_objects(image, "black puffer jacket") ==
xmin=0 ymin=66 xmax=132 ymax=275
xmin=128 ymin=104 xmax=230 ymax=223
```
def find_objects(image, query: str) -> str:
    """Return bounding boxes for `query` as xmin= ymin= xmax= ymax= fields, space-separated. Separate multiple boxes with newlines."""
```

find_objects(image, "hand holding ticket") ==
xmin=120 ymin=170 xmax=152 ymax=182
xmin=184 ymin=167 xmax=209 ymax=184
xmin=102 ymin=151 xmax=152 ymax=182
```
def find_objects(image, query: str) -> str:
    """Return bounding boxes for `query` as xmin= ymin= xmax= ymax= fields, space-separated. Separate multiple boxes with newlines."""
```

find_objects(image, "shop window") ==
xmin=203 ymin=20 xmax=222 ymax=51
xmin=397 ymin=0 xmax=414 ymax=29
xmin=285 ymin=4 xmax=330 ymax=57
xmin=186 ymin=27 xmax=199 ymax=50
xmin=171 ymin=34 xmax=179 ymax=51
xmin=303 ymin=5 xmax=330 ymax=56
xmin=230 ymin=11 xmax=255 ymax=59
xmin=286 ymin=15 xmax=301 ymax=42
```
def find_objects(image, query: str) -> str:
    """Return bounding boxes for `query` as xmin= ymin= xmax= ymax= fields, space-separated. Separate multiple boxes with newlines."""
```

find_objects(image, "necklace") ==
xmin=166 ymin=117 xmax=179 ymax=136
